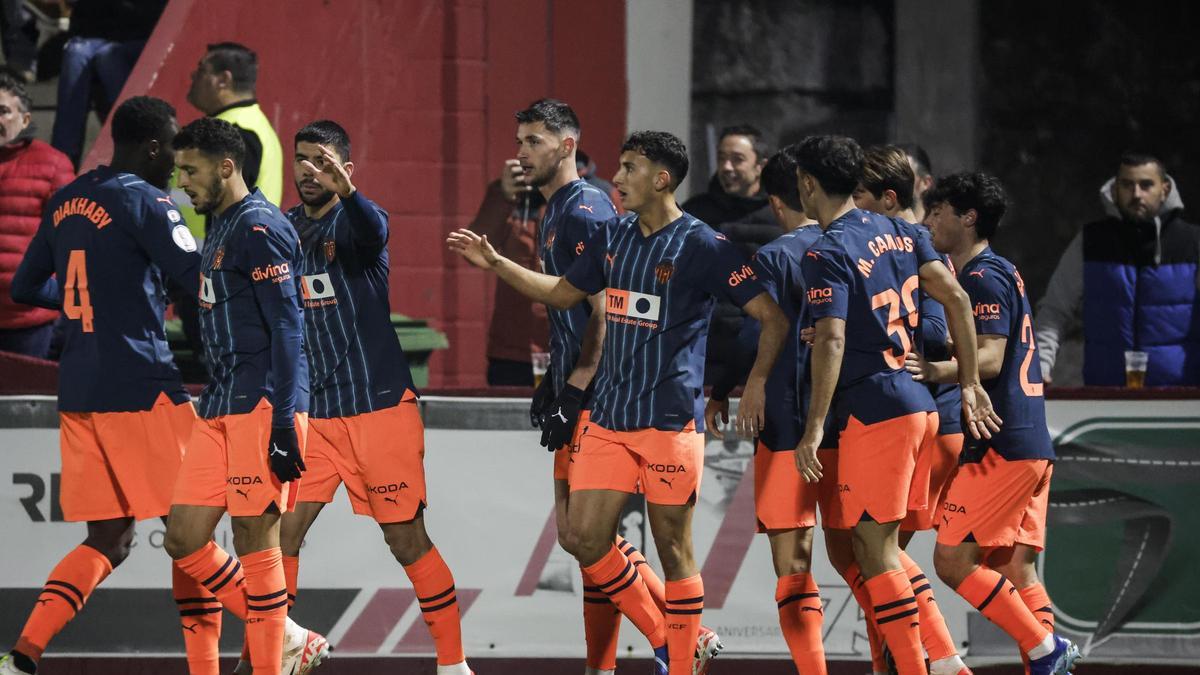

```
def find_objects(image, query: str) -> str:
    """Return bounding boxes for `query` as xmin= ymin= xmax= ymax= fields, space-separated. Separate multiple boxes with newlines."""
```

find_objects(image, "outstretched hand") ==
xmin=447 ymin=229 xmax=501 ymax=269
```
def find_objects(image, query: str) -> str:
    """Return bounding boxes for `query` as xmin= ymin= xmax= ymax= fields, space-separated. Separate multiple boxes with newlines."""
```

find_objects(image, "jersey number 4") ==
xmin=63 ymin=249 xmax=94 ymax=332
xmin=870 ymin=274 xmax=919 ymax=368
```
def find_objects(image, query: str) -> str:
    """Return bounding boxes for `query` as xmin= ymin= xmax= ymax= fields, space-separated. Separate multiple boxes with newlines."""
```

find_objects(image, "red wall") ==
xmin=86 ymin=0 xmax=627 ymax=386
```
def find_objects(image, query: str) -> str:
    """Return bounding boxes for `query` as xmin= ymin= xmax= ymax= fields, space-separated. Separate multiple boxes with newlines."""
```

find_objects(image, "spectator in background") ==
xmin=172 ymin=42 xmax=283 ymax=369
xmin=0 ymin=72 xmax=73 ymax=357
xmin=683 ymin=124 xmax=771 ymax=227
xmin=899 ymin=142 xmax=934 ymax=223
xmin=0 ymin=0 xmax=38 ymax=83
xmin=50 ymin=0 xmax=168 ymax=167
xmin=182 ymin=41 xmax=282 ymax=226
xmin=1037 ymin=153 xmax=1200 ymax=386
xmin=687 ymin=124 xmax=781 ymax=385
xmin=469 ymin=150 xmax=619 ymax=386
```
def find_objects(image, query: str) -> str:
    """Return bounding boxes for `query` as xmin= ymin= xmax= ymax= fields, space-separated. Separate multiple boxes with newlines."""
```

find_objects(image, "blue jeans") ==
xmin=50 ymin=36 xmax=145 ymax=166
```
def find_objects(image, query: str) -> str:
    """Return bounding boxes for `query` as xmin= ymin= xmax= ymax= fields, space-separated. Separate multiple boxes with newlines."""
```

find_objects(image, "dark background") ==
xmin=691 ymin=0 xmax=1200 ymax=304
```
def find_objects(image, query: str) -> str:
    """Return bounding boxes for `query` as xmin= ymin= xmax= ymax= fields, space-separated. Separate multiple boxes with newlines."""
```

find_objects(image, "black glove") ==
xmin=530 ymin=366 xmax=556 ymax=428
xmin=268 ymin=425 xmax=306 ymax=483
xmin=540 ymin=384 xmax=584 ymax=451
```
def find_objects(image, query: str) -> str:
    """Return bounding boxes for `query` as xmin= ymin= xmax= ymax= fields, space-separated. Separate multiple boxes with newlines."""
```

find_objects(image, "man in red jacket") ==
xmin=0 ymin=72 xmax=74 ymax=358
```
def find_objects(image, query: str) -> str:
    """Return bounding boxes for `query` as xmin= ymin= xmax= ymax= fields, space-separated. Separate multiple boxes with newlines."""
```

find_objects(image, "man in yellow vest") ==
xmin=172 ymin=41 xmax=285 ymax=364
xmin=178 ymin=41 xmax=283 ymax=240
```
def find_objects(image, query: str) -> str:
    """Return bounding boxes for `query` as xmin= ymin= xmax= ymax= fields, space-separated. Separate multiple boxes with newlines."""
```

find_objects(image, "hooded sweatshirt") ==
xmin=1036 ymin=175 xmax=1200 ymax=386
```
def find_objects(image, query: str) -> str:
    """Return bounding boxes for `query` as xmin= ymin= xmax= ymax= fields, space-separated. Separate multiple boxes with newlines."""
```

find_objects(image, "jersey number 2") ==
xmin=1019 ymin=314 xmax=1043 ymax=396
xmin=870 ymin=275 xmax=919 ymax=368
xmin=63 ymin=249 xmax=94 ymax=333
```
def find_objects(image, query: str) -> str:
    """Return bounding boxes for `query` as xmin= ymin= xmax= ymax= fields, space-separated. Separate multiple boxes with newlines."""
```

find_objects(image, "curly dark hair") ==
xmin=295 ymin=119 xmax=351 ymax=162
xmin=761 ymin=145 xmax=804 ymax=212
xmin=112 ymin=96 xmax=176 ymax=147
xmin=924 ymin=172 xmax=1009 ymax=239
xmin=793 ymin=135 xmax=862 ymax=197
xmin=621 ymin=130 xmax=689 ymax=189
xmin=515 ymin=98 xmax=581 ymax=137
xmin=173 ymin=117 xmax=246 ymax=170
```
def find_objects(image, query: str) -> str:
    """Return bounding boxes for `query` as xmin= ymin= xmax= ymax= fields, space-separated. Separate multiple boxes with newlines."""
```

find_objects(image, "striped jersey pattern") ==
xmin=538 ymin=179 xmax=618 ymax=399
xmin=196 ymin=190 xmax=308 ymax=420
xmin=287 ymin=191 xmax=414 ymax=418
xmin=565 ymin=212 xmax=764 ymax=432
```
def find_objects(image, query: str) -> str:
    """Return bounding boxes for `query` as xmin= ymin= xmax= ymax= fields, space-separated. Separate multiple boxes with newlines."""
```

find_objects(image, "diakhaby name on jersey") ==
xmin=52 ymin=197 xmax=113 ymax=229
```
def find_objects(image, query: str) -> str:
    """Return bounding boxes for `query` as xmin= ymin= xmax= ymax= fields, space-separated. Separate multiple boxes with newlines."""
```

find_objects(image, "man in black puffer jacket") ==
xmin=683 ymin=124 xmax=782 ymax=384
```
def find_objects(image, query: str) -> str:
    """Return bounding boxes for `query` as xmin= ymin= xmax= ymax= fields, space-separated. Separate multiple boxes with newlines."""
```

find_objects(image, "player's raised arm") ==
xmin=10 ymin=221 xmax=60 ymax=310
xmin=447 ymin=228 xmax=588 ymax=309
xmin=737 ymin=292 xmax=788 ymax=437
xmin=301 ymin=144 xmax=389 ymax=253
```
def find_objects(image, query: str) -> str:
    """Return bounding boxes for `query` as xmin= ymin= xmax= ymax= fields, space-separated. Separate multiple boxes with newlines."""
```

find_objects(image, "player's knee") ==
xmin=83 ymin=518 xmax=136 ymax=567
xmin=556 ymin=529 xmax=577 ymax=557
xmin=382 ymin=524 xmax=432 ymax=566
xmin=85 ymin=529 xmax=134 ymax=567
xmin=932 ymin=545 xmax=968 ymax=588
xmin=163 ymin=527 xmax=199 ymax=560
xmin=569 ymin=529 xmax=610 ymax=567
xmin=653 ymin=536 xmax=692 ymax=577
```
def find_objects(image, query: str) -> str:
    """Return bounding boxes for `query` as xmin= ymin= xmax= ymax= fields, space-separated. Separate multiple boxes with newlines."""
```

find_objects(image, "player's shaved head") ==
xmin=111 ymin=96 xmax=179 ymax=189
xmin=296 ymin=120 xmax=351 ymax=162
xmin=515 ymin=99 xmax=580 ymax=138
xmin=173 ymin=117 xmax=246 ymax=170
xmin=113 ymin=96 xmax=177 ymax=148
xmin=621 ymin=131 xmax=689 ymax=190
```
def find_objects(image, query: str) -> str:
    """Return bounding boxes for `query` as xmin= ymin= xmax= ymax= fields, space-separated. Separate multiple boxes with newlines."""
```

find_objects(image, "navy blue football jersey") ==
xmin=12 ymin=166 xmax=199 ymax=412
xmin=744 ymin=225 xmax=824 ymax=450
xmin=196 ymin=190 xmax=308 ymax=426
xmin=287 ymin=191 xmax=416 ymax=418
xmin=565 ymin=212 xmax=765 ymax=432
xmin=958 ymin=247 xmax=1054 ymax=462
xmin=801 ymin=209 xmax=938 ymax=426
xmin=538 ymin=179 xmax=618 ymax=400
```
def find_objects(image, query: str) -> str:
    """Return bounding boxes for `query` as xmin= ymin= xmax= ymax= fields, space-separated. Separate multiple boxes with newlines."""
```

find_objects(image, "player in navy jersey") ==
xmin=907 ymin=173 xmax=1079 ymax=674
xmin=160 ymin=118 xmax=327 ymax=675
xmin=851 ymin=145 xmax=968 ymax=675
xmin=451 ymin=131 xmax=788 ymax=675
xmin=790 ymin=135 xmax=999 ymax=675
xmin=704 ymin=145 xmax=832 ymax=674
xmin=1 ymin=97 xmax=203 ymax=675
xmin=509 ymin=100 xmax=716 ymax=675
xmin=232 ymin=119 xmax=469 ymax=675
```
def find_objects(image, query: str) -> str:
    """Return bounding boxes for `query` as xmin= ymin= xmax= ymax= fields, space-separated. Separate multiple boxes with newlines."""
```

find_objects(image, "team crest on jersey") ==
xmin=655 ymin=261 xmax=674 ymax=284
xmin=324 ymin=239 xmax=336 ymax=262
xmin=544 ymin=230 xmax=557 ymax=251
xmin=212 ymin=247 xmax=225 ymax=270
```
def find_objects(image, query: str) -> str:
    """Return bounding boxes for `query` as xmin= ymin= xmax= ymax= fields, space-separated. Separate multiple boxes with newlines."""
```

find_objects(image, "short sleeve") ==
xmin=961 ymin=266 xmax=1013 ymax=337
xmin=238 ymin=224 xmax=299 ymax=302
xmin=913 ymin=226 xmax=939 ymax=266
xmin=749 ymin=250 xmax=781 ymax=303
xmin=698 ymin=233 xmax=764 ymax=307
xmin=801 ymin=247 xmax=852 ymax=321
xmin=130 ymin=193 xmax=202 ymax=296
xmin=564 ymin=223 xmax=610 ymax=294
xmin=560 ymin=204 xmax=610 ymax=261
